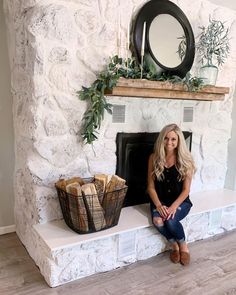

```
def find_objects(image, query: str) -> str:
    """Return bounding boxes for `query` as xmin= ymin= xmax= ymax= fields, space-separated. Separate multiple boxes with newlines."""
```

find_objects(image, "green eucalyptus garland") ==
xmin=78 ymin=55 xmax=203 ymax=144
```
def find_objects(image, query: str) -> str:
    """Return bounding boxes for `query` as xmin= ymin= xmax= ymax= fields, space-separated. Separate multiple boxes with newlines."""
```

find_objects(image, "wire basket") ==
xmin=55 ymin=181 xmax=128 ymax=234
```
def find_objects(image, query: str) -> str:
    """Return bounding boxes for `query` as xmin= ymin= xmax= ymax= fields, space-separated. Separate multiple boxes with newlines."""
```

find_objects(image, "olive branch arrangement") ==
xmin=78 ymin=55 xmax=203 ymax=144
xmin=196 ymin=17 xmax=230 ymax=67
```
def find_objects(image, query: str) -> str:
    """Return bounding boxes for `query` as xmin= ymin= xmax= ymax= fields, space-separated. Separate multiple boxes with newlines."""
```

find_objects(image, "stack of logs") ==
xmin=55 ymin=175 xmax=127 ymax=233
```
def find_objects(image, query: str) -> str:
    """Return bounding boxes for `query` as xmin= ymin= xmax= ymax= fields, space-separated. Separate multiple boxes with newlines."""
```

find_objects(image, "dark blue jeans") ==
xmin=151 ymin=201 xmax=192 ymax=244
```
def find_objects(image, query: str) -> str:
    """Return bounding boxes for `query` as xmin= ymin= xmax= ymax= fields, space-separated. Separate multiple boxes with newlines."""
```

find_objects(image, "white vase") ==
xmin=199 ymin=65 xmax=218 ymax=86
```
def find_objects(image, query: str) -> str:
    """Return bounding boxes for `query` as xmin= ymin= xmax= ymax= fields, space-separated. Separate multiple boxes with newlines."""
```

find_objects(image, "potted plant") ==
xmin=196 ymin=17 xmax=230 ymax=85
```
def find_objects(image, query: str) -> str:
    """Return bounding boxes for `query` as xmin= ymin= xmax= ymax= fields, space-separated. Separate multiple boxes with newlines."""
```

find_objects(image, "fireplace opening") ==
xmin=116 ymin=132 xmax=192 ymax=207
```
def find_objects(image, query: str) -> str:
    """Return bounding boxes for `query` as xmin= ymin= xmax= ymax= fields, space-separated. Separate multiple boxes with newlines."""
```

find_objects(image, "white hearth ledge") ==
xmin=34 ymin=189 xmax=236 ymax=252
xmin=34 ymin=203 xmax=151 ymax=251
xmin=32 ymin=189 xmax=236 ymax=287
xmin=34 ymin=189 xmax=236 ymax=250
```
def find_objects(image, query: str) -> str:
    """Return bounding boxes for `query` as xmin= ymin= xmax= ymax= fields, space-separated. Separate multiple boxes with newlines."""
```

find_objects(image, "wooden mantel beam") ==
xmin=105 ymin=78 xmax=230 ymax=101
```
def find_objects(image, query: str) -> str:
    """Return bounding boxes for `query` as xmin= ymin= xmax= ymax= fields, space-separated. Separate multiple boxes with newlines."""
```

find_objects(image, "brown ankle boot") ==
xmin=180 ymin=251 xmax=190 ymax=266
xmin=170 ymin=250 xmax=180 ymax=263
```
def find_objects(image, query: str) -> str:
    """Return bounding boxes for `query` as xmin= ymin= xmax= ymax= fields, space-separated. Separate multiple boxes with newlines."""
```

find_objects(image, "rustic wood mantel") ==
xmin=105 ymin=78 xmax=230 ymax=101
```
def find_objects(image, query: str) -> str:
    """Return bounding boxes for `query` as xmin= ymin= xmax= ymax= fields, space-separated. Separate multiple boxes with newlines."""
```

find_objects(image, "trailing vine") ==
xmin=78 ymin=55 xmax=203 ymax=144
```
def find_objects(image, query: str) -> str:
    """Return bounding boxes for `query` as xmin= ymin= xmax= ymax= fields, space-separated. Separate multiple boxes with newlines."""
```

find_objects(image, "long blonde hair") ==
xmin=153 ymin=124 xmax=196 ymax=180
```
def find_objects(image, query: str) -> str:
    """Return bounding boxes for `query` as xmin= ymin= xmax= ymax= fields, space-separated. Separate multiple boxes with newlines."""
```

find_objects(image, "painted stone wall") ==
xmin=3 ymin=0 xmax=236 ymax=253
xmin=33 ymin=202 xmax=236 ymax=286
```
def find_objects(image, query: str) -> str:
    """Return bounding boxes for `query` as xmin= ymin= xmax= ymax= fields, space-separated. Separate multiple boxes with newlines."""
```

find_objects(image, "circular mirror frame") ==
xmin=133 ymin=0 xmax=195 ymax=78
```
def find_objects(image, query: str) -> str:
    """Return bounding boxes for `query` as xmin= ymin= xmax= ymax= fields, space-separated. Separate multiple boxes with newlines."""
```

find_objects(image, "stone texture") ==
xmin=186 ymin=213 xmax=210 ymax=242
xmin=32 ymin=202 xmax=236 ymax=287
xmin=221 ymin=206 xmax=236 ymax=230
xmin=136 ymin=227 xmax=167 ymax=260
xmin=27 ymin=4 xmax=77 ymax=43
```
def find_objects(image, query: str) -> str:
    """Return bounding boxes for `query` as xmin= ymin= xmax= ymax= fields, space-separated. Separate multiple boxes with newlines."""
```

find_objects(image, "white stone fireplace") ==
xmin=3 ymin=0 xmax=236 ymax=287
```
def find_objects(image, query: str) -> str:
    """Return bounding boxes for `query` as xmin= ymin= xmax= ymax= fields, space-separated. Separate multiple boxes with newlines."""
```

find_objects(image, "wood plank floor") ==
xmin=1 ymin=230 xmax=236 ymax=295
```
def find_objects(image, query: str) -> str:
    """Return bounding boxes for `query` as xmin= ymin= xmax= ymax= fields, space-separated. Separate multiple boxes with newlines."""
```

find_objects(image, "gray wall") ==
xmin=0 ymin=0 xmax=15 ymax=228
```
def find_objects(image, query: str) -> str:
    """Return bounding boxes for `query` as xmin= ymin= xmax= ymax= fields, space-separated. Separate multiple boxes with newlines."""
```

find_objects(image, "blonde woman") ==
xmin=147 ymin=124 xmax=196 ymax=265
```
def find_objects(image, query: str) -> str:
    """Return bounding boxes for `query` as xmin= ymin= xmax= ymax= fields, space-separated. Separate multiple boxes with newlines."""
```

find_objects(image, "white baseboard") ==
xmin=0 ymin=224 xmax=16 ymax=235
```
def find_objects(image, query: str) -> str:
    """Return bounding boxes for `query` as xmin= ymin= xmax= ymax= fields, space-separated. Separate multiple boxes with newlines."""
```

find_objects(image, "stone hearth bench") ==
xmin=33 ymin=189 xmax=236 ymax=287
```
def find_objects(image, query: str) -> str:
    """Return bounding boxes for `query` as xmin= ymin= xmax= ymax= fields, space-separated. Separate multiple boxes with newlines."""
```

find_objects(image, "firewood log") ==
xmin=102 ymin=175 xmax=126 ymax=226
xmin=55 ymin=179 xmax=67 ymax=191
xmin=81 ymin=183 xmax=106 ymax=231
xmin=66 ymin=177 xmax=85 ymax=186
xmin=105 ymin=175 xmax=126 ymax=193
xmin=94 ymin=174 xmax=108 ymax=204
xmin=65 ymin=182 xmax=89 ymax=232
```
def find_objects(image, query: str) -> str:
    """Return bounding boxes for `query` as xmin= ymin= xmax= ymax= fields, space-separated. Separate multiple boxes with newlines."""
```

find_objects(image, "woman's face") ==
xmin=164 ymin=131 xmax=178 ymax=152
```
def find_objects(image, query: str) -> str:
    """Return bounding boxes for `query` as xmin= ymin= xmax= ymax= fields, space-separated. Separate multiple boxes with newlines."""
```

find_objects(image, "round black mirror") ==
xmin=133 ymin=0 xmax=195 ymax=78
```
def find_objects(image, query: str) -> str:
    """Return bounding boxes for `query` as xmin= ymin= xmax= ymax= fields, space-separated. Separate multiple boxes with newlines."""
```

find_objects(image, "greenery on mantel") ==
xmin=78 ymin=55 xmax=203 ymax=144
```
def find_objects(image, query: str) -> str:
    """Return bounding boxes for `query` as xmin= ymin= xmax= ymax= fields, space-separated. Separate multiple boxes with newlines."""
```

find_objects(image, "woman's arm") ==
xmin=167 ymin=174 xmax=192 ymax=219
xmin=147 ymin=154 xmax=168 ymax=218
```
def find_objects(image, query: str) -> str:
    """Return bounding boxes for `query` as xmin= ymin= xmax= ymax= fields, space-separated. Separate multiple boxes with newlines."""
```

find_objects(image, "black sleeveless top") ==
xmin=150 ymin=165 xmax=192 ymax=209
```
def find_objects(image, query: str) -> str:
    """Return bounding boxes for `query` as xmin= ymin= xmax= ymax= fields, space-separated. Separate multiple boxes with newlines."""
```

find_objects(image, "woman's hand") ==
xmin=156 ymin=205 xmax=169 ymax=219
xmin=166 ymin=205 xmax=178 ymax=219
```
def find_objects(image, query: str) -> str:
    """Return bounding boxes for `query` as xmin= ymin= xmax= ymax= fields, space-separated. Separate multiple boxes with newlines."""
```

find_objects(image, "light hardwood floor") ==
xmin=1 ymin=230 xmax=236 ymax=295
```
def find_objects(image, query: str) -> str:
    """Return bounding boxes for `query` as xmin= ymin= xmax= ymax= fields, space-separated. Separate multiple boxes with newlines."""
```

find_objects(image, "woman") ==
xmin=147 ymin=123 xmax=196 ymax=265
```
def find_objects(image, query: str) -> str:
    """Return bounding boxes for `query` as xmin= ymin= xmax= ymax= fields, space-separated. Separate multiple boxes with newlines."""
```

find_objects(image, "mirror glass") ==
xmin=149 ymin=14 xmax=185 ymax=68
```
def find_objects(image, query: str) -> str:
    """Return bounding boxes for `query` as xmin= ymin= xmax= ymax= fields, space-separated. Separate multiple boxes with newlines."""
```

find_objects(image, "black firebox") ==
xmin=116 ymin=132 xmax=192 ymax=207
